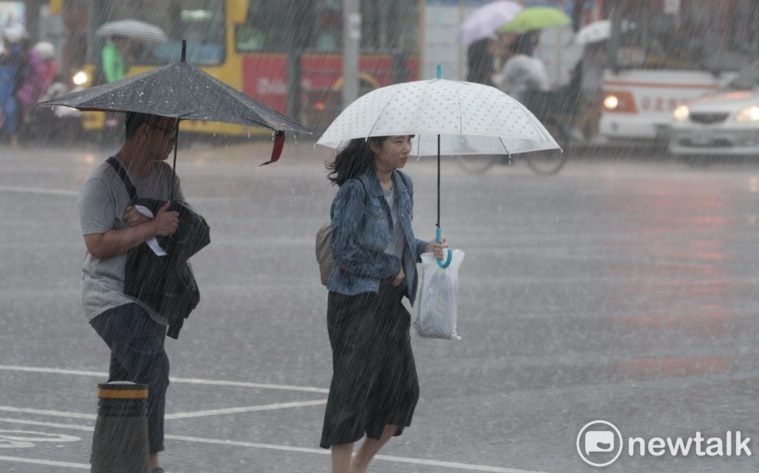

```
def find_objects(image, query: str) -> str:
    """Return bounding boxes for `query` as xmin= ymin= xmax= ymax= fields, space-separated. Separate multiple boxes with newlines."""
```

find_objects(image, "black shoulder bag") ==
xmin=106 ymin=157 xmax=211 ymax=339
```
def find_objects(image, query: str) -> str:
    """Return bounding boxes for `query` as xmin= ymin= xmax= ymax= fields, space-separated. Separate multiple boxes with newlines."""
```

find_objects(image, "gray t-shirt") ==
xmin=383 ymin=187 xmax=404 ymax=258
xmin=78 ymin=158 xmax=184 ymax=325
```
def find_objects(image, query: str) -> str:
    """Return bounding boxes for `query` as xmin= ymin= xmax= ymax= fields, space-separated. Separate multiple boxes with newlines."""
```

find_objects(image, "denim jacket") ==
xmin=327 ymin=169 xmax=428 ymax=305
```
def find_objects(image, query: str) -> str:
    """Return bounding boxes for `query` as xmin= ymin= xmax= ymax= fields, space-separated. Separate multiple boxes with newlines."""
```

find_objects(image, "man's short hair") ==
xmin=124 ymin=112 xmax=161 ymax=139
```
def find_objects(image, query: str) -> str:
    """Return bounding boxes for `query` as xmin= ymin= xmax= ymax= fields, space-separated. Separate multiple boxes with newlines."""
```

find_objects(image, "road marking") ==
xmin=0 ymin=407 xmax=95 ymax=420
xmin=0 ymin=365 xmax=547 ymax=472
xmin=0 ymin=418 xmax=545 ymax=473
xmin=165 ymin=400 xmax=326 ymax=420
xmin=0 ymin=400 xmax=328 ymax=421
xmin=0 ymin=186 xmax=78 ymax=196
xmin=0 ymin=418 xmax=93 ymax=431
xmin=0 ymin=365 xmax=329 ymax=393
xmin=166 ymin=435 xmax=545 ymax=473
xmin=0 ymin=455 xmax=89 ymax=468
xmin=0 ymin=430 xmax=80 ymax=448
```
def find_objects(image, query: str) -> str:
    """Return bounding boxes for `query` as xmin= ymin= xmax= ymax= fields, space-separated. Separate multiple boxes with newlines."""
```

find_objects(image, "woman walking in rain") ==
xmin=321 ymin=135 xmax=448 ymax=473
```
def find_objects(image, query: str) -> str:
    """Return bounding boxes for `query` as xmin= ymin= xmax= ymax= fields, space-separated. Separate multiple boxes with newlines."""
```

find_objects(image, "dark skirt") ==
xmin=320 ymin=279 xmax=419 ymax=449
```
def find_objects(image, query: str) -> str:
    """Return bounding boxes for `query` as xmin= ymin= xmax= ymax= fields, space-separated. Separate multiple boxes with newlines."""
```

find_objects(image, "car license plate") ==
xmin=689 ymin=132 xmax=714 ymax=146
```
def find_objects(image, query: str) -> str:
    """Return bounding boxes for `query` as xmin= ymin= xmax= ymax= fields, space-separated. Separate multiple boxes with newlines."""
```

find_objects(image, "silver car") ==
xmin=669 ymin=62 xmax=759 ymax=157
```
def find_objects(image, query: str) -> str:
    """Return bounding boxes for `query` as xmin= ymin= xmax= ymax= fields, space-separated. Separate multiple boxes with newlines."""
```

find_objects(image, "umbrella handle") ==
xmin=435 ymin=227 xmax=453 ymax=269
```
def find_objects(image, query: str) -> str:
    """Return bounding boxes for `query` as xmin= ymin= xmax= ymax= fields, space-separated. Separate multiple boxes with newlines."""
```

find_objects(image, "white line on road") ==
xmin=0 ymin=419 xmax=546 ymax=473
xmin=0 ymin=365 xmax=329 ymax=393
xmin=0 ymin=399 xmax=328 ymax=422
xmin=0 ymin=407 xmax=95 ymax=420
xmin=165 ymin=399 xmax=327 ymax=419
xmin=0 ymin=186 xmax=78 ymax=196
xmin=0 ymin=455 xmax=88 ymax=469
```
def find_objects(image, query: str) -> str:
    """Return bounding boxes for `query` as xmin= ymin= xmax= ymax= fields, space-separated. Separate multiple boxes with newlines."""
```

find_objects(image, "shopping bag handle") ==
xmin=436 ymin=227 xmax=452 ymax=268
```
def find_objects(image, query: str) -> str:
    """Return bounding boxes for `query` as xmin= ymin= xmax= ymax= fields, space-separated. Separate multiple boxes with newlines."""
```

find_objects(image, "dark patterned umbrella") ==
xmin=40 ymin=40 xmax=309 ymax=163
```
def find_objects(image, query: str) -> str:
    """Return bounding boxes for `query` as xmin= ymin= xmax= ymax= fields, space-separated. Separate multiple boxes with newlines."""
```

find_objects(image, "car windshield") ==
xmin=725 ymin=62 xmax=759 ymax=90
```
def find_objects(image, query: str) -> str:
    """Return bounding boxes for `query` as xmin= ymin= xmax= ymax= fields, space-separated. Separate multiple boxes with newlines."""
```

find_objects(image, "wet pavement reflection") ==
xmin=0 ymin=142 xmax=758 ymax=472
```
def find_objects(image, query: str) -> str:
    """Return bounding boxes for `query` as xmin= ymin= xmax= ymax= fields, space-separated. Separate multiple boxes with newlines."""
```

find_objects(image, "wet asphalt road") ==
xmin=1 ymin=139 xmax=758 ymax=473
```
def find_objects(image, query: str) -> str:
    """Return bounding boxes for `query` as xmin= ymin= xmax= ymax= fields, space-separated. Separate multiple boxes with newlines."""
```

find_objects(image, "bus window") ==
xmin=93 ymin=0 xmax=226 ymax=66
xmin=239 ymin=0 xmax=309 ymax=52
xmin=362 ymin=0 xmax=419 ymax=54
xmin=240 ymin=0 xmax=418 ymax=55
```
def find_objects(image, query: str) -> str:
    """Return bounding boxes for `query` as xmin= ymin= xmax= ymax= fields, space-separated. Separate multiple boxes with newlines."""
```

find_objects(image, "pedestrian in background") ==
xmin=100 ymin=36 xmax=130 ymax=128
xmin=101 ymin=35 xmax=129 ymax=83
xmin=497 ymin=33 xmax=549 ymax=103
xmin=575 ymin=41 xmax=607 ymax=143
xmin=0 ymin=26 xmax=27 ymax=147
xmin=78 ymin=112 xmax=181 ymax=473
xmin=16 ymin=37 xmax=50 ymax=128
xmin=466 ymin=38 xmax=495 ymax=86
xmin=320 ymin=135 xmax=448 ymax=473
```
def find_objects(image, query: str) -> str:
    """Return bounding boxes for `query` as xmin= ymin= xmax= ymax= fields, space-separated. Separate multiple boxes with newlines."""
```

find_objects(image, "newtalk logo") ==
xmin=576 ymin=420 xmax=752 ymax=467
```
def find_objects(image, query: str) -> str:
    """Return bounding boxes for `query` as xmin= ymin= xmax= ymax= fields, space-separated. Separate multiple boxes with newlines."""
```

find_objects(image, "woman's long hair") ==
xmin=326 ymin=137 xmax=386 ymax=186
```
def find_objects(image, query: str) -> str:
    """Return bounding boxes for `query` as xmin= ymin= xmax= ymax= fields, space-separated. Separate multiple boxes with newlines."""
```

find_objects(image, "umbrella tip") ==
xmin=436 ymin=64 xmax=442 ymax=79
xmin=181 ymin=39 xmax=186 ymax=62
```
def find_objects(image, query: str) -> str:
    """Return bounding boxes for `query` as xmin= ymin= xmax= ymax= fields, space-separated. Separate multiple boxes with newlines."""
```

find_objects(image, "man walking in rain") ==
xmin=78 ymin=112 xmax=181 ymax=473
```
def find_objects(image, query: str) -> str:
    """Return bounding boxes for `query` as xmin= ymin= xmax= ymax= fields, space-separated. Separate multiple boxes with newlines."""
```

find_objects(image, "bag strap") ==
xmin=106 ymin=156 xmax=138 ymax=201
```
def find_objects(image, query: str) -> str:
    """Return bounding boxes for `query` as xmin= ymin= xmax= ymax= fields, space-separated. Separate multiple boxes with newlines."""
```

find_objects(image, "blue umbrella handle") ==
xmin=436 ymin=227 xmax=453 ymax=268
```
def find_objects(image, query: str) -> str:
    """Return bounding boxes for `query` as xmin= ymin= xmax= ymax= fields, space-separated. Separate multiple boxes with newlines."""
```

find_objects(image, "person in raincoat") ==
xmin=101 ymin=35 xmax=129 ymax=83
xmin=16 ymin=37 xmax=50 ymax=127
xmin=100 ymin=36 xmax=130 ymax=129
xmin=320 ymin=135 xmax=448 ymax=473
xmin=466 ymin=38 xmax=496 ymax=86
xmin=575 ymin=41 xmax=607 ymax=142
xmin=78 ymin=112 xmax=181 ymax=473
xmin=497 ymin=33 xmax=549 ymax=104
xmin=0 ymin=27 xmax=27 ymax=147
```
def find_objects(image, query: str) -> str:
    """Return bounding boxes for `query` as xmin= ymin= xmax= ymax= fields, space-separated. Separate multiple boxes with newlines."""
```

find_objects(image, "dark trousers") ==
xmin=90 ymin=303 xmax=170 ymax=453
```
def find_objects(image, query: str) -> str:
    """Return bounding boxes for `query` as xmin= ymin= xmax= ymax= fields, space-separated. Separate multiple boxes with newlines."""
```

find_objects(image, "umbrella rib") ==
xmin=365 ymin=86 xmax=407 ymax=138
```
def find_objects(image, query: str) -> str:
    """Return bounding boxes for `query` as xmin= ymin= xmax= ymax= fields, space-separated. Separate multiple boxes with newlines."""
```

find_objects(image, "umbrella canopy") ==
xmin=40 ymin=44 xmax=308 ymax=134
xmin=574 ymin=19 xmax=610 ymax=46
xmin=499 ymin=6 xmax=571 ymax=34
xmin=317 ymin=77 xmax=560 ymax=266
xmin=458 ymin=0 xmax=522 ymax=46
xmin=317 ymin=79 xmax=558 ymax=157
xmin=40 ymin=41 xmax=308 ymax=168
xmin=95 ymin=19 xmax=168 ymax=42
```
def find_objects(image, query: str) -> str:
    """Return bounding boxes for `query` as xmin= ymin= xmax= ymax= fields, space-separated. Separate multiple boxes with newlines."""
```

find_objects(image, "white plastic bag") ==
xmin=414 ymin=249 xmax=465 ymax=340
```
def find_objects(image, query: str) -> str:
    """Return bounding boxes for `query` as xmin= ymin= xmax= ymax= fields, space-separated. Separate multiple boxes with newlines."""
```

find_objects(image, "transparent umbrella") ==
xmin=317 ymin=70 xmax=560 ymax=266
xmin=95 ymin=19 xmax=168 ymax=42
xmin=458 ymin=0 xmax=522 ymax=46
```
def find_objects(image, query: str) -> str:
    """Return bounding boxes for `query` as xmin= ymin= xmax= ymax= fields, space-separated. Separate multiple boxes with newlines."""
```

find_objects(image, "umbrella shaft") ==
xmin=437 ymin=134 xmax=441 ymax=228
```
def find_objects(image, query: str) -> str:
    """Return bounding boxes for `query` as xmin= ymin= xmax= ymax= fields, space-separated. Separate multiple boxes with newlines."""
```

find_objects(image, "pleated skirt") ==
xmin=320 ymin=279 xmax=419 ymax=449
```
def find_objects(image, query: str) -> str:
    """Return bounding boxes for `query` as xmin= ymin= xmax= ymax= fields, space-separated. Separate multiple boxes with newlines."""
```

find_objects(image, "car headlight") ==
xmin=603 ymin=95 xmax=619 ymax=111
xmin=735 ymin=105 xmax=759 ymax=122
xmin=72 ymin=70 xmax=89 ymax=86
xmin=673 ymin=104 xmax=690 ymax=122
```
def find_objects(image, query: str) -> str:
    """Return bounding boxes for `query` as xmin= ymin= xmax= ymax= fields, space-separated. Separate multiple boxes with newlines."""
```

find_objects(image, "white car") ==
xmin=669 ymin=62 xmax=759 ymax=157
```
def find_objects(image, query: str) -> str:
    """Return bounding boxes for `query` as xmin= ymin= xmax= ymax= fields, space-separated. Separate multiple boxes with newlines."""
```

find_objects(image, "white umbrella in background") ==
xmin=458 ymin=0 xmax=522 ymax=46
xmin=95 ymin=19 xmax=168 ymax=42
xmin=574 ymin=19 xmax=610 ymax=46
